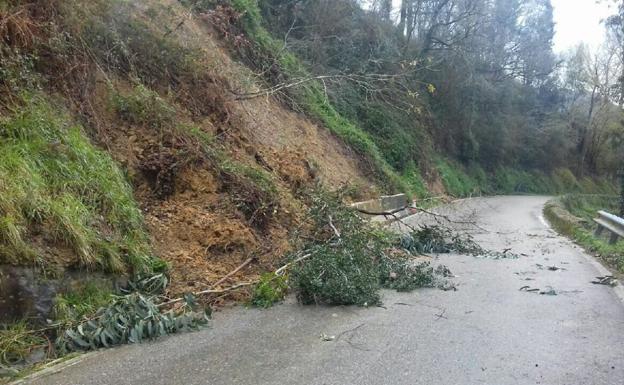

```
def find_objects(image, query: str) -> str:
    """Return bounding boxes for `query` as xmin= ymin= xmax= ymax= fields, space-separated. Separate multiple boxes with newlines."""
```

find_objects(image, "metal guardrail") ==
xmin=593 ymin=210 xmax=624 ymax=244
xmin=351 ymin=194 xmax=413 ymax=222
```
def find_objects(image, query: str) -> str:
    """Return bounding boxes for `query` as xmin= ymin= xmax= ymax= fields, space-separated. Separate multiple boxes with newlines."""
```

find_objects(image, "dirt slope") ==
xmin=90 ymin=0 xmax=375 ymax=298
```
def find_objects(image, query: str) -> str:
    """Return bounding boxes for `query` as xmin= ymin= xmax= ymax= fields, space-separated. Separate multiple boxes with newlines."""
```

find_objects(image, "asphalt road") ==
xmin=23 ymin=196 xmax=624 ymax=385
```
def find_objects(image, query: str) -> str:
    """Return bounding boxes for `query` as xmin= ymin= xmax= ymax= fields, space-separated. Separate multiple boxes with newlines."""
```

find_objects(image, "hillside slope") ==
xmin=0 ymin=0 xmax=617 ymax=307
xmin=0 ymin=0 xmax=376 ymax=302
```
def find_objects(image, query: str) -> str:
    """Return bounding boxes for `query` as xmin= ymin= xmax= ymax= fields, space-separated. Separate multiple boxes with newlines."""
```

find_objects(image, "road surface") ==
xmin=22 ymin=196 xmax=624 ymax=385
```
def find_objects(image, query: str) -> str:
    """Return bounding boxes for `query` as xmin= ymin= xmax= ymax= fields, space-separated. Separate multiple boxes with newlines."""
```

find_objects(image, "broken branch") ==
xmin=211 ymin=256 xmax=256 ymax=289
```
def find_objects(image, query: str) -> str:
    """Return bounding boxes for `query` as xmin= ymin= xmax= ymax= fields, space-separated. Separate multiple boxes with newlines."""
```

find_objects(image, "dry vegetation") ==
xmin=0 ymin=0 xmax=378 ymax=297
xmin=0 ymin=0 xmax=387 ymax=374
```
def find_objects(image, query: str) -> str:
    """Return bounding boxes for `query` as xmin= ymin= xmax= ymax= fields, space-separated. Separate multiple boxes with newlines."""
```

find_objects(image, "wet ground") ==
xmin=22 ymin=196 xmax=624 ymax=385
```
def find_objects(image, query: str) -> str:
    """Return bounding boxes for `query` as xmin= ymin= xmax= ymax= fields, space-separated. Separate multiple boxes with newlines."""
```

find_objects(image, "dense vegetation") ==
xmin=197 ymin=0 xmax=623 ymax=197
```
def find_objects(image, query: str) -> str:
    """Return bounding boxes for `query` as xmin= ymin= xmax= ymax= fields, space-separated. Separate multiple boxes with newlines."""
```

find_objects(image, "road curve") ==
xmin=21 ymin=196 xmax=624 ymax=385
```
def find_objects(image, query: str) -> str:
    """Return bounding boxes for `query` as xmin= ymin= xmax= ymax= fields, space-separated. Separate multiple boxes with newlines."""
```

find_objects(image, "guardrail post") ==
xmin=594 ymin=210 xmax=624 ymax=245
xmin=609 ymin=232 xmax=620 ymax=245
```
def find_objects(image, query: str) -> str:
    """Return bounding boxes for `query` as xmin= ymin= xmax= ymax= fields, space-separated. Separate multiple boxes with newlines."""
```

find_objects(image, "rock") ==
xmin=0 ymin=265 xmax=127 ymax=323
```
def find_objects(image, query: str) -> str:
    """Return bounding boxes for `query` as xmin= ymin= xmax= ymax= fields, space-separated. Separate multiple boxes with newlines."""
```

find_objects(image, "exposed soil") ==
xmin=71 ymin=0 xmax=376 ymax=301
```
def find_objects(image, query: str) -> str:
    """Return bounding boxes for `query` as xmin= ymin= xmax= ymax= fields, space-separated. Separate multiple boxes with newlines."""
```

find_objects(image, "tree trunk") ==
xmin=619 ymin=167 xmax=624 ymax=217
xmin=398 ymin=0 xmax=408 ymax=37
xmin=578 ymin=85 xmax=598 ymax=177
xmin=380 ymin=0 xmax=392 ymax=21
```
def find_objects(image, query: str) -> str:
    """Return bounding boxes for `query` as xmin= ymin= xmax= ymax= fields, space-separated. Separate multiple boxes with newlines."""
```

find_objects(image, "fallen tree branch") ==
xmin=158 ymin=282 xmax=257 ymax=307
xmin=274 ymin=253 xmax=312 ymax=276
xmin=211 ymin=256 xmax=256 ymax=289
xmin=231 ymin=71 xmax=425 ymax=101
xmin=354 ymin=203 xmax=490 ymax=234
xmin=160 ymin=254 xmax=313 ymax=307
xmin=354 ymin=206 xmax=410 ymax=216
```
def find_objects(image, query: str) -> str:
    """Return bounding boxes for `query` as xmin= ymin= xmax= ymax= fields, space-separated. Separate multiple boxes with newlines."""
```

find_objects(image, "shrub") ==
xmin=251 ymin=273 xmax=288 ymax=308
xmin=289 ymin=190 xmax=453 ymax=306
xmin=111 ymin=84 xmax=176 ymax=129
xmin=56 ymin=293 xmax=209 ymax=353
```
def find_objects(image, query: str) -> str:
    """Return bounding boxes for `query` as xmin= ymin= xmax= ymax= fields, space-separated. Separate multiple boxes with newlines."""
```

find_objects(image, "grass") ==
xmin=401 ymin=162 xmax=430 ymax=199
xmin=435 ymin=158 xmax=480 ymax=197
xmin=0 ymin=321 xmax=47 ymax=368
xmin=0 ymin=94 xmax=153 ymax=273
xmin=53 ymin=282 xmax=114 ymax=322
xmin=544 ymin=194 xmax=624 ymax=272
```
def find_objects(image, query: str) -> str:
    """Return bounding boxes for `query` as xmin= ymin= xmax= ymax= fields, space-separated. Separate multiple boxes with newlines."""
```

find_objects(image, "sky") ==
xmin=366 ymin=0 xmax=613 ymax=53
xmin=551 ymin=0 xmax=613 ymax=53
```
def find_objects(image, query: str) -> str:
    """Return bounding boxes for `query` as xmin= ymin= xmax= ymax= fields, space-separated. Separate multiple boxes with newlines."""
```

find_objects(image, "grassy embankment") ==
xmin=544 ymin=194 xmax=623 ymax=272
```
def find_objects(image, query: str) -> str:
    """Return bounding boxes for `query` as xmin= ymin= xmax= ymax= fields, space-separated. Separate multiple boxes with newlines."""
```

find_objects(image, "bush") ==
xmin=111 ymin=84 xmax=176 ymax=129
xmin=251 ymin=273 xmax=288 ymax=308
xmin=289 ymin=190 xmax=453 ymax=306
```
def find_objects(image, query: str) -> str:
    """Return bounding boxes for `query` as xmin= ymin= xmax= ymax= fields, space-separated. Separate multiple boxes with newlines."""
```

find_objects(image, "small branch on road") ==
xmin=335 ymin=323 xmax=371 ymax=351
xmin=434 ymin=309 xmax=448 ymax=321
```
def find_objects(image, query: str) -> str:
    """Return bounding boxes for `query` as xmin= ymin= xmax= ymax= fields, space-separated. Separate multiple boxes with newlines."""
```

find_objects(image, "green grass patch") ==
xmin=401 ymin=162 xmax=429 ymax=199
xmin=53 ymin=283 xmax=114 ymax=322
xmin=544 ymin=195 xmax=624 ymax=272
xmin=0 ymin=321 xmax=48 ymax=369
xmin=435 ymin=158 xmax=480 ymax=197
xmin=0 ymin=95 xmax=153 ymax=273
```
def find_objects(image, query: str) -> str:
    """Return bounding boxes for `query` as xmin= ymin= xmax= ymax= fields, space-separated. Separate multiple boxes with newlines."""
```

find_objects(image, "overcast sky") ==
xmin=551 ymin=0 xmax=613 ymax=53
xmin=370 ymin=0 xmax=613 ymax=53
